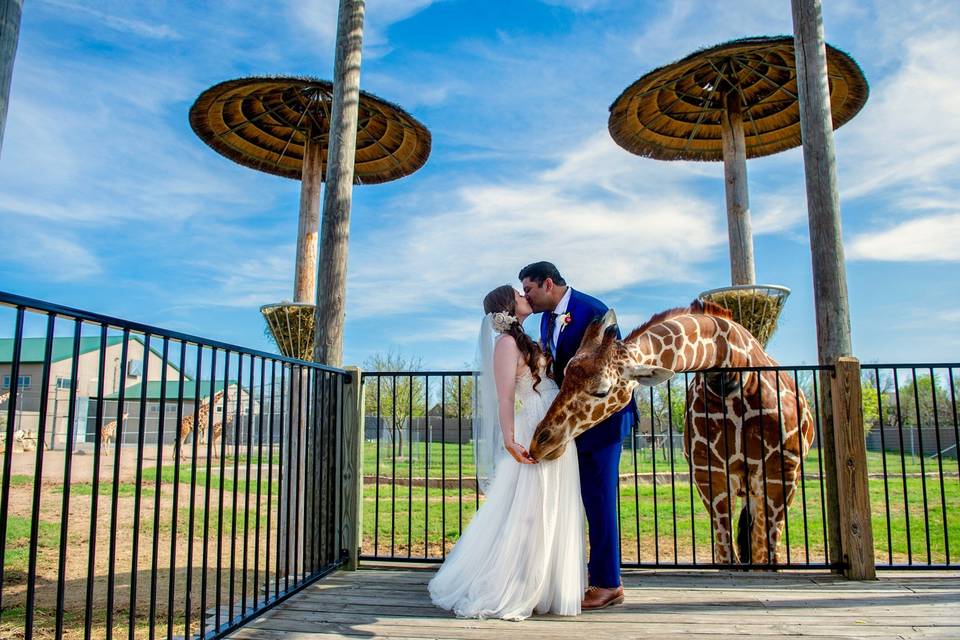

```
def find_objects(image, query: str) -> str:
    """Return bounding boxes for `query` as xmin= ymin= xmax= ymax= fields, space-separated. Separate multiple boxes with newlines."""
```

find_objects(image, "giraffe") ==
xmin=178 ymin=388 xmax=232 ymax=460
xmin=0 ymin=391 xmax=10 ymax=451
xmin=197 ymin=419 xmax=225 ymax=459
xmin=100 ymin=411 xmax=129 ymax=454
xmin=529 ymin=301 xmax=815 ymax=565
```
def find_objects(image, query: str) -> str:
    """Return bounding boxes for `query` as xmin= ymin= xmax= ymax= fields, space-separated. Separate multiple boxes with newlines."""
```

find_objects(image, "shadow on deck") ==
xmin=228 ymin=567 xmax=960 ymax=639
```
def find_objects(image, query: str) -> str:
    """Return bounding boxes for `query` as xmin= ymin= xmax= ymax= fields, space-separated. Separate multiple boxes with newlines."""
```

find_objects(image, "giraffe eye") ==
xmin=589 ymin=387 xmax=611 ymax=398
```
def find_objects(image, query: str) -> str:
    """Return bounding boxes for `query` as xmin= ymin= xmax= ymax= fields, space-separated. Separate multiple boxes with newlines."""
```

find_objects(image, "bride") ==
xmin=428 ymin=285 xmax=586 ymax=620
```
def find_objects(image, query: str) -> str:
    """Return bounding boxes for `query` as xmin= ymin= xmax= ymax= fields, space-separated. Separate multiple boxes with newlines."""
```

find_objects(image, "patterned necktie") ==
xmin=545 ymin=312 xmax=559 ymax=354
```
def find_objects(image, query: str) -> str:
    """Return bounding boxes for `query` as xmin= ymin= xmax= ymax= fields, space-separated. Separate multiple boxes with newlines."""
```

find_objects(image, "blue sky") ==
xmin=0 ymin=0 xmax=958 ymax=369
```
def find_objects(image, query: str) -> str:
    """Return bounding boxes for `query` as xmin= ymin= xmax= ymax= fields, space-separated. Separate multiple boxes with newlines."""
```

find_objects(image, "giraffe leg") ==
xmin=764 ymin=463 xmax=800 ymax=565
xmin=765 ymin=492 xmax=786 ymax=565
xmin=748 ymin=473 xmax=771 ymax=565
xmin=694 ymin=468 xmax=736 ymax=564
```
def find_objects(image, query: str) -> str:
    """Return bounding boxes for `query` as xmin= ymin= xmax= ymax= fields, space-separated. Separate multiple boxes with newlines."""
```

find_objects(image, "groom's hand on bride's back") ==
xmin=505 ymin=440 xmax=538 ymax=464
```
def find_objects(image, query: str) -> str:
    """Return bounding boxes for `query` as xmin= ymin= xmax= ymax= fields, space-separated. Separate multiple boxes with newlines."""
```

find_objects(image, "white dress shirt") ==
xmin=550 ymin=287 xmax=572 ymax=352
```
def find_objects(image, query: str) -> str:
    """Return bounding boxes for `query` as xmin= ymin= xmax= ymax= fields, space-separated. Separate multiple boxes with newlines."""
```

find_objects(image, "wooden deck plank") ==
xmin=228 ymin=569 xmax=960 ymax=640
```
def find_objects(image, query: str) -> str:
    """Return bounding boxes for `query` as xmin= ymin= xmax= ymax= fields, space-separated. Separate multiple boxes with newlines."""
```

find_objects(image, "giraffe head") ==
xmin=529 ymin=309 xmax=673 ymax=461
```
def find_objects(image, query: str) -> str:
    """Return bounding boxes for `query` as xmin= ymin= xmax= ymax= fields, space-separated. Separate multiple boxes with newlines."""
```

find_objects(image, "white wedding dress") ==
xmin=428 ymin=361 xmax=586 ymax=620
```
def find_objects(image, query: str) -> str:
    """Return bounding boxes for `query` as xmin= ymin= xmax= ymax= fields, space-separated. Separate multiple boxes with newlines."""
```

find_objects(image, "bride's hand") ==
xmin=504 ymin=440 xmax=537 ymax=464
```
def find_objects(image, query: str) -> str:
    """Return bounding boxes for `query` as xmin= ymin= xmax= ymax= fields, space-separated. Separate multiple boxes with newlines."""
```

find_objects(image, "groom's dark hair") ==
xmin=518 ymin=261 xmax=566 ymax=286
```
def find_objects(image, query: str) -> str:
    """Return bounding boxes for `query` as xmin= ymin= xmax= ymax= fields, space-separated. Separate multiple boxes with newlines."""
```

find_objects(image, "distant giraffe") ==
xmin=0 ymin=391 xmax=10 ymax=451
xmin=198 ymin=419 xmax=225 ymax=459
xmin=178 ymin=388 xmax=233 ymax=459
xmin=100 ymin=412 xmax=129 ymax=454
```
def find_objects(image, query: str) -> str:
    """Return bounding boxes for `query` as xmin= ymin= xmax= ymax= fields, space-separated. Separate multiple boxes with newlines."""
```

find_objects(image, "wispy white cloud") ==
xmin=0 ymin=51 xmax=262 ymax=225
xmin=840 ymin=30 xmax=960 ymax=203
xmin=290 ymin=0 xmax=443 ymax=58
xmin=345 ymin=129 xmax=723 ymax=319
xmin=840 ymin=27 xmax=960 ymax=262
xmin=626 ymin=0 xmax=793 ymax=66
xmin=848 ymin=213 xmax=960 ymax=262
xmin=541 ymin=0 xmax=613 ymax=11
xmin=0 ymin=223 xmax=101 ymax=281
xmin=38 ymin=0 xmax=181 ymax=40
xmin=195 ymin=252 xmax=295 ymax=309
xmin=395 ymin=317 xmax=479 ymax=344
xmin=936 ymin=309 xmax=960 ymax=323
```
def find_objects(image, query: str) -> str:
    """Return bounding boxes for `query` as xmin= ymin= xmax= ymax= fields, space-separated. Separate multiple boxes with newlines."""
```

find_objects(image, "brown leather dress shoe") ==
xmin=581 ymin=585 xmax=625 ymax=610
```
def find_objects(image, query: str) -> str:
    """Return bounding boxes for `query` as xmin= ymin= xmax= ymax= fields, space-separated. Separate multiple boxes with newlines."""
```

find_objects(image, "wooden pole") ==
xmin=791 ymin=0 xmax=865 ymax=576
xmin=719 ymin=91 xmax=756 ymax=286
xmin=286 ymin=135 xmax=322 ymax=576
xmin=313 ymin=0 xmax=365 ymax=367
xmin=830 ymin=357 xmax=876 ymax=579
xmin=0 ymin=0 xmax=23 ymax=156
xmin=294 ymin=130 xmax=323 ymax=304
xmin=341 ymin=366 xmax=364 ymax=570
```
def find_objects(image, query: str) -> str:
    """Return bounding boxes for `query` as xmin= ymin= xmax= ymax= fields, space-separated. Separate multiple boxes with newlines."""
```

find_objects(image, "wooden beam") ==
xmin=829 ymin=357 xmax=876 ymax=580
xmin=341 ymin=366 xmax=364 ymax=570
xmin=313 ymin=0 xmax=365 ymax=367
xmin=294 ymin=131 xmax=322 ymax=304
xmin=719 ymin=91 xmax=756 ymax=286
xmin=791 ymin=0 xmax=854 ymax=572
xmin=0 ymin=0 xmax=23 ymax=156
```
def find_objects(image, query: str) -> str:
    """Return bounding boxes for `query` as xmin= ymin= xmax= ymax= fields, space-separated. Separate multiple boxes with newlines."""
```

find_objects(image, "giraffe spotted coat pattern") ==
xmin=530 ymin=301 xmax=815 ymax=565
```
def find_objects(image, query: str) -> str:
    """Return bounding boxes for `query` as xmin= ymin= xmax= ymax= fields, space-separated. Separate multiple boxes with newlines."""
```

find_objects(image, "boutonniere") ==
xmin=559 ymin=312 xmax=573 ymax=330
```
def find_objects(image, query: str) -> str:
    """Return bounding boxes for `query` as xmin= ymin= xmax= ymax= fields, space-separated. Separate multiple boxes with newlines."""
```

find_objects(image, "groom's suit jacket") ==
xmin=540 ymin=288 xmax=635 ymax=453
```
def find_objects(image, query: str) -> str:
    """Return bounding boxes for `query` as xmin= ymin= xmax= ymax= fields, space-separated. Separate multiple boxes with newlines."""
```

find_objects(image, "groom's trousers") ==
xmin=577 ymin=438 xmax=622 ymax=589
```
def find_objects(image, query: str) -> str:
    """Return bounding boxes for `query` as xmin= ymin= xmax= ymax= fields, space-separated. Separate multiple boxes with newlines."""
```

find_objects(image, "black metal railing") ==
xmin=862 ymin=363 xmax=959 ymax=569
xmin=358 ymin=367 xmax=835 ymax=569
xmin=359 ymin=371 xmax=475 ymax=562
xmin=360 ymin=365 xmax=958 ymax=571
xmin=0 ymin=291 xmax=348 ymax=639
xmin=618 ymin=365 xmax=835 ymax=570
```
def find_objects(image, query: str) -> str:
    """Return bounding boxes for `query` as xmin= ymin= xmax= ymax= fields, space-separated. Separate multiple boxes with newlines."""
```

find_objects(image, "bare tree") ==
xmin=363 ymin=351 xmax=425 ymax=458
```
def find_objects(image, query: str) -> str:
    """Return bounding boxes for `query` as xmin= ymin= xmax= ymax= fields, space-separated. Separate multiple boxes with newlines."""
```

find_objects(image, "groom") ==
xmin=519 ymin=261 xmax=632 ymax=610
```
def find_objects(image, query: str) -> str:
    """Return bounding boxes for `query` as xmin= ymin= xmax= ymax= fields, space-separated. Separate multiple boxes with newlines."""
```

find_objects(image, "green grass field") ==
xmin=361 ymin=439 xmax=940 ymax=479
xmin=361 ymin=441 xmax=960 ymax=565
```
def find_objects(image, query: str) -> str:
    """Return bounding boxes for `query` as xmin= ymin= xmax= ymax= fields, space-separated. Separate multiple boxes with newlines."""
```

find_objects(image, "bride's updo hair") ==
xmin=482 ymin=285 xmax=553 ymax=392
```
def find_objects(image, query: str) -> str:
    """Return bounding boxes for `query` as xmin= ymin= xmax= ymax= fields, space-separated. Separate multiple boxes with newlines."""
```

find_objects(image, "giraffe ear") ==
xmin=622 ymin=363 xmax=674 ymax=386
xmin=579 ymin=308 xmax=618 ymax=352
xmin=600 ymin=308 xmax=618 ymax=333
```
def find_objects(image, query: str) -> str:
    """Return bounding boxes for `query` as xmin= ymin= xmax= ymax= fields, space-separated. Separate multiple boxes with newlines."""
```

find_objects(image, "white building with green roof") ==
xmin=0 ymin=335 xmax=183 ymax=448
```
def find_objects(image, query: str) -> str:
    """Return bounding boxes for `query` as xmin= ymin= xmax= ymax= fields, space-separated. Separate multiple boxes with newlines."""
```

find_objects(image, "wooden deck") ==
xmin=229 ymin=567 xmax=960 ymax=639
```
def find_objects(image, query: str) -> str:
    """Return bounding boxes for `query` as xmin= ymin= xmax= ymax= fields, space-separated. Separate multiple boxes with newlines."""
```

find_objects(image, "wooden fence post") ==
xmin=829 ymin=357 xmax=876 ymax=580
xmin=342 ymin=366 xmax=364 ymax=570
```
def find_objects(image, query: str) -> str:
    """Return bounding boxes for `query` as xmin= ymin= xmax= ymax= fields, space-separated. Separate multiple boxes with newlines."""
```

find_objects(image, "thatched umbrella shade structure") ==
xmin=608 ymin=36 xmax=867 ymax=343
xmin=190 ymin=76 xmax=431 ymax=359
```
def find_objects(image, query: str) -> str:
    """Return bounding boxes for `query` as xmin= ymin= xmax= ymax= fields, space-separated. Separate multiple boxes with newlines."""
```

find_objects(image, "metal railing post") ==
xmin=342 ymin=366 xmax=364 ymax=570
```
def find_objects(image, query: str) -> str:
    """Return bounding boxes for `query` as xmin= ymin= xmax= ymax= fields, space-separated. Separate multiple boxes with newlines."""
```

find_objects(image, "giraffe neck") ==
xmin=626 ymin=315 xmax=764 ymax=372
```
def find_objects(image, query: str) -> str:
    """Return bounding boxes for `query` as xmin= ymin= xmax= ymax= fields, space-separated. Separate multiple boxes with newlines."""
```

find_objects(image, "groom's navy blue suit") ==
xmin=540 ymin=288 xmax=633 ymax=589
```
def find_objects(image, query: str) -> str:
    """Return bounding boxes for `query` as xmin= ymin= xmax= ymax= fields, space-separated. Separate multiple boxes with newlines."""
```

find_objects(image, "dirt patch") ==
xmin=0 ymin=453 xmax=306 ymax=640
